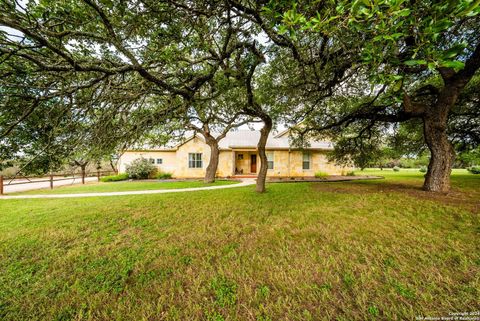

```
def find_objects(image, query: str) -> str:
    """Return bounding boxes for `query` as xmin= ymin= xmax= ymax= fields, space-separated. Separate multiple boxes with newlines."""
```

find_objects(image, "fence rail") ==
xmin=0 ymin=170 xmax=116 ymax=195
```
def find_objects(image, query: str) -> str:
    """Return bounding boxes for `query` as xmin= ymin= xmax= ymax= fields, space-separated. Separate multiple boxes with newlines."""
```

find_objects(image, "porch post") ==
xmin=232 ymin=150 xmax=235 ymax=176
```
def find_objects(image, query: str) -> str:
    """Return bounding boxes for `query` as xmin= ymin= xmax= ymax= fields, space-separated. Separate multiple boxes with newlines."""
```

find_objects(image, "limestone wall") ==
xmin=118 ymin=151 xmax=177 ymax=175
xmin=174 ymin=137 xmax=209 ymax=178
xmin=266 ymin=150 xmax=347 ymax=177
xmin=217 ymin=151 xmax=235 ymax=177
xmin=118 ymin=141 xmax=348 ymax=178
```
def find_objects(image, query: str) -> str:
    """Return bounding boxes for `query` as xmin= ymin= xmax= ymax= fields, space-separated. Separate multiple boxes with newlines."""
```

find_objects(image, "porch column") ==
xmin=232 ymin=150 xmax=235 ymax=176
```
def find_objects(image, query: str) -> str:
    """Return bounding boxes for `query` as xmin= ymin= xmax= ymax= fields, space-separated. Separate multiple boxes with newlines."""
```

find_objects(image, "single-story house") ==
xmin=118 ymin=129 xmax=348 ymax=178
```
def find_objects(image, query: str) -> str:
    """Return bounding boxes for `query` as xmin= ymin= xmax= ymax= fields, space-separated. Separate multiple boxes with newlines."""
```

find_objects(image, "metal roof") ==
xmin=218 ymin=130 xmax=333 ymax=150
xmin=127 ymin=130 xmax=333 ymax=151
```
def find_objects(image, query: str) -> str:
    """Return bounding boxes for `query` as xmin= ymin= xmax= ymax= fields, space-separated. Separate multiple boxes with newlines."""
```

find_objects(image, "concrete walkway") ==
xmin=0 ymin=179 xmax=256 ymax=199
xmin=0 ymin=176 xmax=383 ymax=200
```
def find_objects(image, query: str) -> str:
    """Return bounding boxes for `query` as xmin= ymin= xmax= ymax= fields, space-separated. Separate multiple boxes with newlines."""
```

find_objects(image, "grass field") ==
xmin=14 ymin=179 xmax=238 ymax=195
xmin=0 ymin=170 xmax=478 ymax=320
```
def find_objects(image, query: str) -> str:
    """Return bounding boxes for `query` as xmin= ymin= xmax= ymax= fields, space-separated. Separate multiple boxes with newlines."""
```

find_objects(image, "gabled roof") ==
xmin=274 ymin=128 xmax=291 ymax=138
xmin=217 ymin=130 xmax=333 ymax=150
xmin=127 ymin=130 xmax=333 ymax=151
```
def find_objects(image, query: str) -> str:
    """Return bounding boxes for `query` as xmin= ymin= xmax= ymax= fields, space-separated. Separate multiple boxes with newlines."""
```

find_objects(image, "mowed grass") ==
xmin=14 ymin=179 xmax=238 ymax=195
xmin=0 ymin=171 xmax=478 ymax=320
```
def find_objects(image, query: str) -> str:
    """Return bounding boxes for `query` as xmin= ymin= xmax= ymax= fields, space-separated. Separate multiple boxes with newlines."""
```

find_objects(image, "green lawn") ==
xmin=14 ymin=179 xmax=238 ymax=195
xmin=0 ymin=171 xmax=478 ymax=320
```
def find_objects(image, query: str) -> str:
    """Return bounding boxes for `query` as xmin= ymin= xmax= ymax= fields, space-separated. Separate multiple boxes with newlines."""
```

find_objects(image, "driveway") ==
xmin=2 ymin=176 xmax=99 ymax=194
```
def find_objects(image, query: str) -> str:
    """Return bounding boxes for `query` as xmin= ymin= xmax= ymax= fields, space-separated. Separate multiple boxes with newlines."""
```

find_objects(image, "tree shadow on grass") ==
xmin=311 ymin=180 xmax=479 ymax=213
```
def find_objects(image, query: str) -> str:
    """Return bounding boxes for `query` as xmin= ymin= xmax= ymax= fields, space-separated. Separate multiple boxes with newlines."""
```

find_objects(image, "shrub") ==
xmin=100 ymin=173 xmax=129 ymax=182
xmin=393 ymin=166 xmax=400 ymax=172
xmin=346 ymin=171 xmax=355 ymax=176
xmin=156 ymin=172 xmax=173 ymax=179
xmin=467 ymin=166 xmax=480 ymax=174
xmin=315 ymin=171 xmax=328 ymax=178
xmin=126 ymin=158 xmax=156 ymax=179
xmin=419 ymin=166 xmax=427 ymax=173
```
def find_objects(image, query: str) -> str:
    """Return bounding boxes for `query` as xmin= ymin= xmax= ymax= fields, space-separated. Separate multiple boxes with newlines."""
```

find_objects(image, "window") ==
xmin=303 ymin=152 xmax=311 ymax=170
xmin=237 ymin=154 xmax=243 ymax=160
xmin=149 ymin=158 xmax=155 ymax=164
xmin=156 ymin=158 xmax=163 ymax=165
xmin=266 ymin=152 xmax=274 ymax=169
xmin=188 ymin=153 xmax=202 ymax=168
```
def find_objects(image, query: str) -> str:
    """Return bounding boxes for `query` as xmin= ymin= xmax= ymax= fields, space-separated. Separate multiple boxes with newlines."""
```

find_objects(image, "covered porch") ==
xmin=233 ymin=150 xmax=258 ymax=176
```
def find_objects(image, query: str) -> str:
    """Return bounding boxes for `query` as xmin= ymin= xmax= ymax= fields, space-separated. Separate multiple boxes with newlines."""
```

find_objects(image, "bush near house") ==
xmin=419 ymin=166 xmax=427 ymax=173
xmin=126 ymin=158 xmax=157 ymax=179
xmin=467 ymin=166 xmax=480 ymax=174
xmin=314 ymin=171 xmax=328 ymax=178
xmin=100 ymin=173 xmax=129 ymax=182
xmin=156 ymin=172 xmax=173 ymax=179
xmin=393 ymin=166 xmax=400 ymax=172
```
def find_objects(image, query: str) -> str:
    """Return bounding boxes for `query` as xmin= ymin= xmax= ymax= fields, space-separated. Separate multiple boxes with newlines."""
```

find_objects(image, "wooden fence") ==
xmin=0 ymin=170 xmax=116 ymax=195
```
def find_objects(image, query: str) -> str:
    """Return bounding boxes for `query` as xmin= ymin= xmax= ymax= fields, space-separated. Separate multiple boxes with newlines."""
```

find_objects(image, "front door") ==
xmin=250 ymin=154 xmax=257 ymax=173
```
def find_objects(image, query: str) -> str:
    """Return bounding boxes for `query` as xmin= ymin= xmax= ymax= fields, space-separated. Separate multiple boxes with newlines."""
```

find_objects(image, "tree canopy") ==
xmin=1 ymin=0 xmax=479 ymax=192
xmin=249 ymin=0 xmax=480 ymax=191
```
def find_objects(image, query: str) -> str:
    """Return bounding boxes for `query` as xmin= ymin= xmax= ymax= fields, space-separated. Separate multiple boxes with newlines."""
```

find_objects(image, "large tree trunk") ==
xmin=420 ymin=45 xmax=480 ymax=191
xmin=423 ymin=110 xmax=455 ymax=192
xmin=256 ymin=117 xmax=273 ymax=193
xmin=421 ymin=85 xmax=459 ymax=193
xmin=204 ymin=136 xmax=219 ymax=184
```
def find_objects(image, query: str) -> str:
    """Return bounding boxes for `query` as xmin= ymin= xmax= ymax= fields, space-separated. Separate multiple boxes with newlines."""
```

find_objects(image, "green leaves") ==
xmin=404 ymin=60 xmax=427 ymax=66
xmin=382 ymin=32 xmax=404 ymax=41
xmin=440 ymin=60 xmax=465 ymax=70
xmin=441 ymin=43 xmax=467 ymax=59
xmin=456 ymin=0 xmax=480 ymax=17
xmin=430 ymin=19 xmax=454 ymax=33
xmin=273 ymin=0 xmax=478 ymax=82
xmin=277 ymin=24 xmax=288 ymax=35
xmin=394 ymin=8 xmax=411 ymax=17
xmin=282 ymin=4 xmax=307 ymax=26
